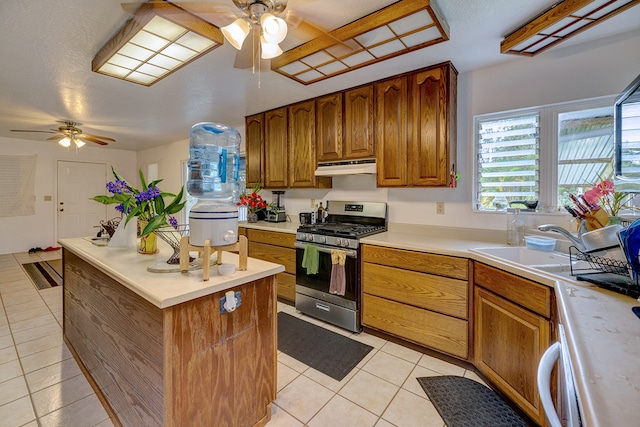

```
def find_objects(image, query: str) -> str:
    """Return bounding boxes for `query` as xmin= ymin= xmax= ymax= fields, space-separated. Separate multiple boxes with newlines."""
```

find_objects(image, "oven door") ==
xmin=295 ymin=242 xmax=358 ymax=305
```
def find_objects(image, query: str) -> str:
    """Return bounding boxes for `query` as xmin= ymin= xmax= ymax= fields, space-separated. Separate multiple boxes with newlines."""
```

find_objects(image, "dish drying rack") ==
xmin=569 ymin=246 xmax=640 ymax=298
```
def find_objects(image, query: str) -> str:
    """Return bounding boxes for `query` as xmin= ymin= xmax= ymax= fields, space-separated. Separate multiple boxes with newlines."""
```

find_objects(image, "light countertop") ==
xmin=59 ymin=237 xmax=284 ymax=309
xmin=243 ymin=221 xmax=640 ymax=427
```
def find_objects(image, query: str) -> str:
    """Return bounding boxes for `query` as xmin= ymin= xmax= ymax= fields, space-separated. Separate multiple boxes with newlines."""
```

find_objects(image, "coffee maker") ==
xmin=265 ymin=191 xmax=287 ymax=222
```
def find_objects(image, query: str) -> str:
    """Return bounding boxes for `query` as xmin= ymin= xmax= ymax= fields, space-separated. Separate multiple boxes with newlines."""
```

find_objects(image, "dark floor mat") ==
xmin=278 ymin=312 xmax=373 ymax=381
xmin=417 ymin=376 xmax=530 ymax=427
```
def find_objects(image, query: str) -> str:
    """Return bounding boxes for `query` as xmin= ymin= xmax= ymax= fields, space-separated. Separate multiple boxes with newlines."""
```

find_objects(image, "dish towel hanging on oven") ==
xmin=329 ymin=249 xmax=347 ymax=296
xmin=302 ymin=244 xmax=319 ymax=275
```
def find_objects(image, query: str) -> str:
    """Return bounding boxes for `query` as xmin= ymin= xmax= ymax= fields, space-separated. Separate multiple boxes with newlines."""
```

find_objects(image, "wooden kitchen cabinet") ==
xmin=245 ymin=113 xmax=264 ymax=187
xmin=246 ymin=228 xmax=297 ymax=303
xmin=375 ymin=76 xmax=408 ymax=187
xmin=375 ymin=62 xmax=457 ymax=187
xmin=361 ymin=245 xmax=471 ymax=359
xmin=474 ymin=262 xmax=554 ymax=426
xmin=289 ymin=100 xmax=331 ymax=188
xmin=264 ymin=107 xmax=288 ymax=188
xmin=409 ymin=64 xmax=457 ymax=186
xmin=316 ymin=93 xmax=343 ymax=162
xmin=344 ymin=85 xmax=375 ymax=159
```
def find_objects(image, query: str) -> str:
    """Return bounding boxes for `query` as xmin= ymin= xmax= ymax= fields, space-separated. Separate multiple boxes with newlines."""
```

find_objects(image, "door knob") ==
xmin=59 ymin=208 xmax=64 ymax=212
xmin=59 ymin=202 xmax=64 ymax=205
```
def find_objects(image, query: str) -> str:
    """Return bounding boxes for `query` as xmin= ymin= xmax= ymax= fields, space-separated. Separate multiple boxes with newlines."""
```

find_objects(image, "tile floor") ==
xmin=0 ymin=250 xmax=487 ymax=427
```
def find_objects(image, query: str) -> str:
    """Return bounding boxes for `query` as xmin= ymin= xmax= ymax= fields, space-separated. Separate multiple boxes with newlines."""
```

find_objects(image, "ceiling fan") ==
xmin=10 ymin=121 xmax=115 ymax=147
xmin=120 ymin=0 xmax=340 ymax=70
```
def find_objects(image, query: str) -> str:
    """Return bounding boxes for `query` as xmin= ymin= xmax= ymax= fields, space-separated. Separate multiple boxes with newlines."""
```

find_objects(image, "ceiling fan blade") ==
xmin=10 ymin=129 xmax=57 ymax=134
xmin=46 ymin=135 xmax=64 ymax=141
xmin=82 ymin=133 xmax=116 ymax=142
xmin=79 ymin=135 xmax=109 ymax=146
xmin=285 ymin=11 xmax=356 ymax=54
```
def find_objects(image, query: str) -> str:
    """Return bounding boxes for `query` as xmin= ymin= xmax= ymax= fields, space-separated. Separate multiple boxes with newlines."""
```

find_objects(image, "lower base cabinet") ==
xmin=362 ymin=245 xmax=470 ymax=359
xmin=244 ymin=228 xmax=297 ymax=302
xmin=474 ymin=262 xmax=553 ymax=426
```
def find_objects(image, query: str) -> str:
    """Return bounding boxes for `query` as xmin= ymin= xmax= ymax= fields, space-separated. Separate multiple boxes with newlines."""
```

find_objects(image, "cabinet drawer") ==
xmin=362 ymin=245 xmax=468 ymax=280
xmin=249 ymin=242 xmax=296 ymax=274
xmin=247 ymin=229 xmax=296 ymax=247
xmin=277 ymin=272 xmax=296 ymax=302
xmin=474 ymin=262 xmax=551 ymax=318
xmin=363 ymin=294 xmax=468 ymax=359
xmin=363 ymin=263 xmax=467 ymax=319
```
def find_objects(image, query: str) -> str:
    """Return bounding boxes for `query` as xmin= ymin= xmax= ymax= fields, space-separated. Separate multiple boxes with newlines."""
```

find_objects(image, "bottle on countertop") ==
xmin=317 ymin=202 xmax=325 ymax=223
xmin=507 ymin=208 xmax=525 ymax=246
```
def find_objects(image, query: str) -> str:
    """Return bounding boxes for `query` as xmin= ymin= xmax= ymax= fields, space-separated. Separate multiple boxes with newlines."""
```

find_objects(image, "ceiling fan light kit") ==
xmin=270 ymin=0 xmax=450 ymax=85
xmin=92 ymin=1 xmax=224 ymax=86
xmin=501 ymin=0 xmax=640 ymax=56
xmin=221 ymin=18 xmax=252 ymax=49
xmin=222 ymin=0 xmax=289 ymax=60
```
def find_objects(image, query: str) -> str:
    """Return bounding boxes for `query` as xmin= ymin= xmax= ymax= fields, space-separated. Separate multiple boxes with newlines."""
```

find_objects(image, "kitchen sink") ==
xmin=471 ymin=246 xmax=595 ymax=280
xmin=471 ymin=246 xmax=571 ymax=266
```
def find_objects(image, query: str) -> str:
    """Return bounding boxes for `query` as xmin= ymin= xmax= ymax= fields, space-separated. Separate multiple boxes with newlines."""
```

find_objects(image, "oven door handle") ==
xmin=295 ymin=242 xmax=357 ymax=257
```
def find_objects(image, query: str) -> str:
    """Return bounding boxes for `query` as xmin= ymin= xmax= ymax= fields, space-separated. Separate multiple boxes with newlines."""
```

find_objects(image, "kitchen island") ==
xmin=59 ymin=237 xmax=284 ymax=427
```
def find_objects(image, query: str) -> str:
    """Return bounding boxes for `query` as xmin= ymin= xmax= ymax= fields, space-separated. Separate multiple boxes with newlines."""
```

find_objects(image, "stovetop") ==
xmin=297 ymin=222 xmax=386 ymax=238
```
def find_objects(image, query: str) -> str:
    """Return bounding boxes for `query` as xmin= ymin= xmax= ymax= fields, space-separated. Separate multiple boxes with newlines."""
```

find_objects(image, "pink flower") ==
xmin=582 ymin=188 xmax=601 ymax=205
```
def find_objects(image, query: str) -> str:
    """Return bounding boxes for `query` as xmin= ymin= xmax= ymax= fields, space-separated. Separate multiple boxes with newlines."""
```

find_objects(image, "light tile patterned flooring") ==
xmin=0 ymin=250 xmax=487 ymax=427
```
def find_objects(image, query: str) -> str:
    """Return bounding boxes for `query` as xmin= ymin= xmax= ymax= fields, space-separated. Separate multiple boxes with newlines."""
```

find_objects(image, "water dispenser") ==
xmin=187 ymin=122 xmax=241 ymax=247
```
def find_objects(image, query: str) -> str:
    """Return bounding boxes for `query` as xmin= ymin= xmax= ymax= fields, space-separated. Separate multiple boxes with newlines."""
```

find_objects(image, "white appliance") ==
xmin=538 ymin=325 xmax=582 ymax=427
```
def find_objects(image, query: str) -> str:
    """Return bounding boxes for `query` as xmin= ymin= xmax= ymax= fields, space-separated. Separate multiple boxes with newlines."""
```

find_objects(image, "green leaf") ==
xmin=138 ymin=168 xmax=148 ymax=190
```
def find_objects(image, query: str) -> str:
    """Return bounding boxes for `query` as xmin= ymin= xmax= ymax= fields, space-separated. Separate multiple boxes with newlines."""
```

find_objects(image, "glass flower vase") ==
xmin=137 ymin=220 xmax=158 ymax=254
xmin=247 ymin=211 xmax=259 ymax=223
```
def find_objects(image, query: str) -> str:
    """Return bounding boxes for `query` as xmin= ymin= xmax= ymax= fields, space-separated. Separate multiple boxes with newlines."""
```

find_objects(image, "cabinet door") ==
xmin=288 ymin=100 xmax=317 ymax=188
xmin=316 ymin=93 xmax=343 ymax=162
xmin=264 ymin=107 xmax=288 ymax=188
xmin=409 ymin=64 xmax=455 ymax=186
xmin=344 ymin=85 xmax=374 ymax=159
xmin=245 ymin=113 xmax=264 ymax=187
xmin=474 ymin=286 xmax=550 ymax=425
xmin=375 ymin=76 xmax=407 ymax=186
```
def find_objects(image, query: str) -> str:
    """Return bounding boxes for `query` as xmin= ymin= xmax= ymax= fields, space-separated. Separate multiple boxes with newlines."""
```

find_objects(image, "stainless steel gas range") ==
xmin=295 ymin=201 xmax=387 ymax=332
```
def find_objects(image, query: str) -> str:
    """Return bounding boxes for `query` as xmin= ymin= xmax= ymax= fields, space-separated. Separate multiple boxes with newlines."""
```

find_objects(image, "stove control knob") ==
xmin=334 ymin=238 xmax=342 ymax=246
xmin=319 ymin=236 xmax=327 ymax=244
xmin=305 ymin=234 xmax=314 ymax=241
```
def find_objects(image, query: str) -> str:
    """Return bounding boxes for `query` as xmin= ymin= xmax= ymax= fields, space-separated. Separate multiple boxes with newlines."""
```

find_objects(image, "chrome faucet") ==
xmin=537 ymin=221 xmax=587 ymax=251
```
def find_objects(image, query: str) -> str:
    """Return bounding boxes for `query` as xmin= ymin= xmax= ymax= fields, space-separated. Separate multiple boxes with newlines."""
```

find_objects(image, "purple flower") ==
xmin=135 ymin=186 xmax=161 ymax=204
xmin=168 ymin=216 xmax=178 ymax=229
xmin=106 ymin=180 xmax=128 ymax=194
xmin=115 ymin=203 xmax=124 ymax=213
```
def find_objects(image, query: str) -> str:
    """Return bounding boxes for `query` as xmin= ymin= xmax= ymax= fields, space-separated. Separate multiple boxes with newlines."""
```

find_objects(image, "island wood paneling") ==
xmin=64 ymin=250 xmax=164 ymax=426
xmin=63 ymin=249 xmax=277 ymax=427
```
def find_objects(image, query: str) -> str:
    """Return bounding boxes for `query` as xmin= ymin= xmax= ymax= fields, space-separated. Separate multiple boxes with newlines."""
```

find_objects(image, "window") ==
xmin=474 ymin=96 xmax=615 ymax=212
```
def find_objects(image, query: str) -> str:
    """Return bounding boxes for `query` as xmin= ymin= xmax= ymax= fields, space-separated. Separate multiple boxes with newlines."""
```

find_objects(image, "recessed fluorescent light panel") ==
xmin=271 ymin=0 xmax=450 ymax=85
xmin=92 ymin=2 xmax=223 ymax=86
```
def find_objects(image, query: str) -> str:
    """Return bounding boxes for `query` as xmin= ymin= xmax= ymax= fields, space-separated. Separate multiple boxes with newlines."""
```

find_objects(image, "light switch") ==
xmin=44 ymin=195 xmax=52 ymax=201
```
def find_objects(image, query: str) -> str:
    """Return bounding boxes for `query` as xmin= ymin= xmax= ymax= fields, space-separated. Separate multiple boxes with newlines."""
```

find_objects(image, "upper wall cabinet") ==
xmin=376 ymin=62 xmax=457 ymax=188
xmin=245 ymin=113 xmax=264 ymax=188
xmin=316 ymin=93 xmax=343 ymax=162
xmin=245 ymin=61 xmax=457 ymax=189
xmin=264 ymin=107 xmax=288 ymax=188
xmin=289 ymin=100 xmax=327 ymax=188
xmin=344 ymin=85 xmax=375 ymax=160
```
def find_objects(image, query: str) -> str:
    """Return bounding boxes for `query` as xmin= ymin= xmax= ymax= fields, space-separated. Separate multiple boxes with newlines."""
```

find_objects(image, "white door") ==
xmin=57 ymin=161 xmax=107 ymax=239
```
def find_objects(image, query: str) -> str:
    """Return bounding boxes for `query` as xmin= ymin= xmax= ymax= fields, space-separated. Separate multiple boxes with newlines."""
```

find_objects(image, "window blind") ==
xmin=476 ymin=115 xmax=539 ymax=210
xmin=0 ymin=154 xmax=37 ymax=217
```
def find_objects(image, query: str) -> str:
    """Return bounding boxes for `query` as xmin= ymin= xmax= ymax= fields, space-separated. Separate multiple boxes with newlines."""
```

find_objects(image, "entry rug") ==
xmin=417 ymin=376 xmax=530 ymax=427
xmin=22 ymin=260 xmax=62 ymax=290
xmin=277 ymin=312 xmax=373 ymax=381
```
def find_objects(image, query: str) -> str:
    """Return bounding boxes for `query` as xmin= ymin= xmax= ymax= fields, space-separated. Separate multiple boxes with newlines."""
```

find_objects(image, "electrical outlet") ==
xmin=436 ymin=202 xmax=445 ymax=215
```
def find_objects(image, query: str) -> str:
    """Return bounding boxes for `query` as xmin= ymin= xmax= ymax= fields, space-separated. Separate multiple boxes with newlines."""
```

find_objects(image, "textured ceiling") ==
xmin=0 ymin=0 xmax=639 ymax=151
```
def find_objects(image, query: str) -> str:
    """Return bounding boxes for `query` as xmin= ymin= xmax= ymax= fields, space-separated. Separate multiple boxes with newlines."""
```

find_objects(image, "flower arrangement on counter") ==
xmin=582 ymin=179 xmax=634 ymax=218
xmin=91 ymin=167 xmax=186 ymax=236
xmin=237 ymin=183 xmax=270 ymax=214
xmin=569 ymin=178 xmax=635 ymax=229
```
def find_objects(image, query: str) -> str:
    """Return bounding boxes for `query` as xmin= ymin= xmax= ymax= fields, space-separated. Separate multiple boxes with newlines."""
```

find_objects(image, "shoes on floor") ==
xmin=28 ymin=247 xmax=43 ymax=254
xmin=43 ymin=246 xmax=61 ymax=252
